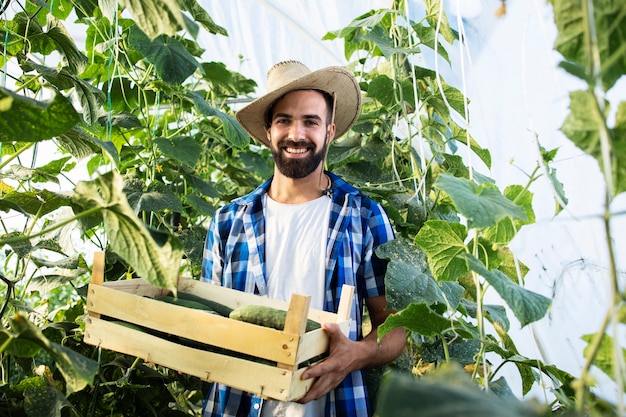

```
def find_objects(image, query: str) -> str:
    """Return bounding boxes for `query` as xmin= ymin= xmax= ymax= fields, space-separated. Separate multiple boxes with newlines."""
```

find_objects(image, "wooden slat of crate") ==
xmin=87 ymin=283 xmax=302 ymax=365
xmin=102 ymin=278 xmax=169 ymax=298
xmin=84 ymin=317 xmax=312 ymax=401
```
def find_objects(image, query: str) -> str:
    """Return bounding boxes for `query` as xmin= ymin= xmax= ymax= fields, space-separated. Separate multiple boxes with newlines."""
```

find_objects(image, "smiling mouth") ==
xmin=285 ymin=147 xmax=309 ymax=154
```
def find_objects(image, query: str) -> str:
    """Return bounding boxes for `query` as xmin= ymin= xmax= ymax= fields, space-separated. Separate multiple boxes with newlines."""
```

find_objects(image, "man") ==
xmin=201 ymin=61 xmax=405 ymax=417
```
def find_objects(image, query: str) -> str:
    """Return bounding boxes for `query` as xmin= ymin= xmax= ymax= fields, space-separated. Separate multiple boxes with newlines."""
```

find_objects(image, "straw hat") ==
xmin=236 ymin=60 xmax=362 ymax=147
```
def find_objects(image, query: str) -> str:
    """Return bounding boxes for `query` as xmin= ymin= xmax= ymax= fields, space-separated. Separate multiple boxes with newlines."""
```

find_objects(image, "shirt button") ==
xmin=253 ymin=403 xmax=260 ymax=410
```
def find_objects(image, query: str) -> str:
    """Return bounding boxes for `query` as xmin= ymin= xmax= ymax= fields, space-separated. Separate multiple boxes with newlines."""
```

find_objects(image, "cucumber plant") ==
xmin=0 ymin=0 xmax=623 ymax=416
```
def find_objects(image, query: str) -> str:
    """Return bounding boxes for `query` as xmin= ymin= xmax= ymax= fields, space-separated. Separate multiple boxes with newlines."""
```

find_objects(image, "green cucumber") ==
xmin=176 ymin=292 xmax=233 ymax=317
xmin=229 ymin=305 xmax=321 ymax=332
xmin=156 ymin=295 xmax=220 ymax=315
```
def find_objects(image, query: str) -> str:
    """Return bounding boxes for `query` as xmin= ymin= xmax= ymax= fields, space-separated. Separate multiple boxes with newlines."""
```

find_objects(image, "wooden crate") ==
xmin=84 ymin=252 xmax=354 ymax=401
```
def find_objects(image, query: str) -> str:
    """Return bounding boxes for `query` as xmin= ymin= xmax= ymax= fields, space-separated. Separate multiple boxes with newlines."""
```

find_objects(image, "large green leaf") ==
xmin=561 ymin=90 xmax=606 ymax=159
xmin=376 ymin=238 xmax=464 ymax=310
xmin=434 ymin=173 xmax=527 ymax=229
xmin=22 ymin=377 xmax=76 ymax=417
xmin=46 ymin=15 xmax=88 ymax=74
xmin=0 ymin=189 xmax=71 ymax=216
xmin=379 ymin=302 xmax=452 ymax=339
xmin=414 ymin=220 xmax=468 ymax=282
xmin=0 ymin=87 xmax=80 ymax=143
xmin=154 ymin=136 xmax=202 ymax=168
xmin=120 ymin=0 xmax=186 ymax=39
xmin=72 ymin=171 xmax=182 ymax=293
xmin=376 ymin=366 xmax=546 ymax=417
xmin=548 ymin=0 xmax=626 ymax=90
xmin=8 ymin=314 xmax=97 ymax=395
xmin=127 ymin=25 xmax=202 ymax=85
xmin=462 ymin=254 xmax=551 ymax=327
xmin=56 ymin=126 xmax=116 ymax=162
xmin=178 ymin=0 xmax=228 ymax=36
xmin=187 ymin=91 xmax=250 ymax=148
xmin=560 ymin=91 xmax=626 ymax=196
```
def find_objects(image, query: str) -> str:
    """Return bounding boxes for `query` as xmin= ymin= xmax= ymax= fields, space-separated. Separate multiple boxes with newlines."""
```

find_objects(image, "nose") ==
xmin=288 ymin=120 xmax=305 ymax=141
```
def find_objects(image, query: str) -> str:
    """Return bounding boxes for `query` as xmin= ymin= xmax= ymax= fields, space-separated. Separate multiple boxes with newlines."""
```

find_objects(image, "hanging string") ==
xmin=104 ymin=2 xmax=120 ymax=146
xmin=403 ymin=1 xmax=427 ymax=205
xmin=1 ymin=10 xmax=8 ymax=87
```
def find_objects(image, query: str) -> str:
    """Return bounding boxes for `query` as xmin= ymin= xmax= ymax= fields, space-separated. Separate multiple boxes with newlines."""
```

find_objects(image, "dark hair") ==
xmin=263 ymin=89 xmax=334 ymax=129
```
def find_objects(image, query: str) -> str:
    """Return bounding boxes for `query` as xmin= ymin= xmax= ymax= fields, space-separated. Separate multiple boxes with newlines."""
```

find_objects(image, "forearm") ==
xmin=356 ymin=294 xmax=406 ymax=370
xmin=352 ymin=324 xmax=406 ymax=370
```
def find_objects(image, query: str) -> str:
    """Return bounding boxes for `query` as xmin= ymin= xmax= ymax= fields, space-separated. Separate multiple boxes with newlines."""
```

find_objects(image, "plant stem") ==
xmin=0 ymin=143 xmax=34 ymax=170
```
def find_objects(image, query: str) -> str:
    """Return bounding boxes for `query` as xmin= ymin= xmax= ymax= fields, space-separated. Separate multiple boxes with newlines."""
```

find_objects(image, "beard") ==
xmin=271 ymin=138 xmax=327 ymax=179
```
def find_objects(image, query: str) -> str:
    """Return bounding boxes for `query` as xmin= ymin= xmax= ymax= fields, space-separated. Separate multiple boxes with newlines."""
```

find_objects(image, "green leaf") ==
xmin=187 ymin=91 xmax=250 ymax=147
xmin=186 ymin=194 xmax=215 ymax=216
xmin=46 ymin=15 xmax=88 ymax=74
xmin=561 ymin=90 xmax=605 ymax=156
xmin=461 ymin=299 xmax=510 ymax=332
xmin=582 ymin=333 xmax=626 ymax=383
xmin=0 ymin=87 xmax=81 ymax=143
xmin=0 ymin=189 xmax=71 ymax=216
xmin=188 ymin=174 xmax=219 ymax=198
xmin=462 ymin=254 xmax=551 ymax=327
xmin=178 ymin=0 xmax=228 ymax=36
xmin=120 ymin=0 xmax=186 ymax=39
xmin=73 ymin=76 xmax=107 ymax=125
xmin=0 ymin=231 xmax=33 ymax=257
xmin=423 ymin=0 xmax=457 ymax=44
xmin=419 ymin=337 xmax=481 ymax=366
xmin=23 ymin=378 xmax=76 ymax=417
xmin=2 ymin=165 xmax=60 ymax=185
xmin=127 ymin=25 xmax=201 ymax=85
xmin=503 ymin=354 xmax=576 ymax=397
xmin=483 ymin=185 xmax=535 ymax=246
xmin=155 ymin=136 xmax=202 ymax=168
xmin=379 ymin=302 xmax=452 ymax=339
xmin=434 ymin=173 xmax=527 ymax=229
xmin=414 ymin=220 xmax=469 ymax=281
xmin=539 ymin=144 xmax=569 ymax=214
xmin=55 ymin=127 xmax=107 ymax=161
xmin=363 ymin=25 xmax=418 ymax=59
xmin=72 ymin=170 xmax=183 ymax=293
xmin=548 ymin=0 xmax=626 ymax=90
xmin=8 ymin=314 xmax=97 ymax=395
xmin=612 ymin=100 xmax=626 ymax=195
xmin=376 ymin=366 xmax=546 ymax=417
xmin=376 ymin=238 xmax=464 ymax=310
xmin=135 ymin=188 xmax=184 ymax=213
xmin=412 ymin=21 xmax=449 ymax=63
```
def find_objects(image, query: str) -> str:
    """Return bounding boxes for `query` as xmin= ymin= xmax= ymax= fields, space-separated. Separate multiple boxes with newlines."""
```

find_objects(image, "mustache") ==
xmin=276 ymin=139 xmax=314 ymax=148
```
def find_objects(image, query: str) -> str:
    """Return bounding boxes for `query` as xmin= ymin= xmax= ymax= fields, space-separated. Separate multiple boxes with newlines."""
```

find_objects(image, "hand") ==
xmin=297 ymin=322 xmax=359 ymax=403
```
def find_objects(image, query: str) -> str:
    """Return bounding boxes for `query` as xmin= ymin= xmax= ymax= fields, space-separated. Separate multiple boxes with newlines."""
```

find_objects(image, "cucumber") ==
xmin=156 ymin=295 xmax=220 ymax=315
xmin=229 ymin=305 xmax=321 ymax=332
xmin=176 ymin=292 xmax=233 ymax=317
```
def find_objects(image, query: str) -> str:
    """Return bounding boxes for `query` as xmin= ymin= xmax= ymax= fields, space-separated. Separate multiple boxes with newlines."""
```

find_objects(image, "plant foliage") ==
xmin=0 ymin=0 xmax=623 ymax=416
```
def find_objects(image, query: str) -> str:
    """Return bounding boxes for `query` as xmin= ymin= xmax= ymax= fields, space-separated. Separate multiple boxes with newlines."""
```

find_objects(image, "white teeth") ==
xmin=286 ymin=147 xmax=307 ymax=154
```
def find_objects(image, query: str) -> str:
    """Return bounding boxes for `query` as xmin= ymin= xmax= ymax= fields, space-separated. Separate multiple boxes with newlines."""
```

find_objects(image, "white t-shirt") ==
xmin=261 ymin=194 xmax=330 ymax=417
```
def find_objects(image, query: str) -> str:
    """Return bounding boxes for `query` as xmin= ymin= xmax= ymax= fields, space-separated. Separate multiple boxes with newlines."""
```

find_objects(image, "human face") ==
xmin=266 ymin=90 xmax=333 ymax=179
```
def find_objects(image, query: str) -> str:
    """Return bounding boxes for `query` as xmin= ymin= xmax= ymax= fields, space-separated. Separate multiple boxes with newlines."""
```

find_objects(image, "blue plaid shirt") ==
xmin=200 ymin=172 xmax=395 ymax=417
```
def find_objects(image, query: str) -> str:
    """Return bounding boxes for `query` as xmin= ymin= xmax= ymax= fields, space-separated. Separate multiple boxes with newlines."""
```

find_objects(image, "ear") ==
xmin=326 ymin=124 xmax=336 ymax=142
xmin=265 ymin=128 xmax=271 ymax=143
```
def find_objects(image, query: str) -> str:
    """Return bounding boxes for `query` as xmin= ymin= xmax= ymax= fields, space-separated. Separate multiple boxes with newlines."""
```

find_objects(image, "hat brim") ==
xmin=236 ymin=67 xmax=361 ymax=147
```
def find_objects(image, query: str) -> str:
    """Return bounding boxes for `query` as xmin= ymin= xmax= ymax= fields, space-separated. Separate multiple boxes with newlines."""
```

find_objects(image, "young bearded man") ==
xmin=201 ymin=61 xmax=406 ymax=417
